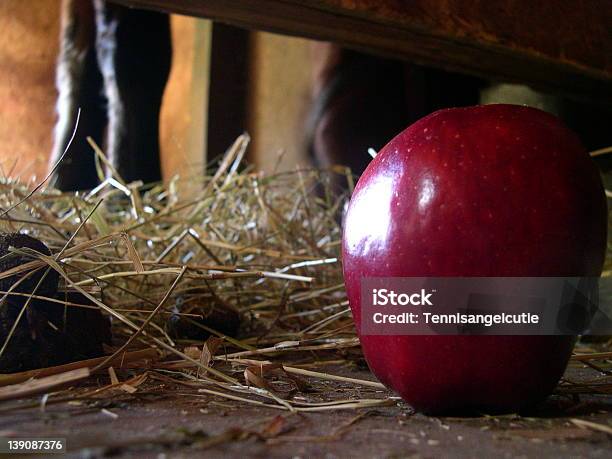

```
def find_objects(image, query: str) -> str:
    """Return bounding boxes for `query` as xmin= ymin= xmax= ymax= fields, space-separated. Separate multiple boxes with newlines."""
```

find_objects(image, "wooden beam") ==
xmin=160 ymin=16 xmax=212 ymax=182
xmin=111 ymin=0 xmax=611 ymax=103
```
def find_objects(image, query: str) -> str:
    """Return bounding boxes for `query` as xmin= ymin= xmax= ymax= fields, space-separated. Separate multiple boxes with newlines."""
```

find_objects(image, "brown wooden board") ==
xmin=112 ymin=0 xmax=612 ymax=103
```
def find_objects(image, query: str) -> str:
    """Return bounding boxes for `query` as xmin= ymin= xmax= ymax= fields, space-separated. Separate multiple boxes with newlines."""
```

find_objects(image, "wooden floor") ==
xmin=1 ymin=364 xmax=610 ymax=458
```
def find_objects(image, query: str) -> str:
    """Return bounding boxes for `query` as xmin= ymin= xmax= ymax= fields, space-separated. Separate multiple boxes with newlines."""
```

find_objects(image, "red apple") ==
xmin=342 ymin=104 xmax=607 ymax=414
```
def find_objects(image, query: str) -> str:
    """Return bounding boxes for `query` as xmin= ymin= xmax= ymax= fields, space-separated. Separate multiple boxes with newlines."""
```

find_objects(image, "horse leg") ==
xmin=51 ymin=0 xmax=105 ymax=191
xmin=308 ymin=44 xmax=409 ymax=184
xmin=93 ymin=0 xmax=171 ymax=184
xmin=308 ymin=44 xmax=483 ymax=186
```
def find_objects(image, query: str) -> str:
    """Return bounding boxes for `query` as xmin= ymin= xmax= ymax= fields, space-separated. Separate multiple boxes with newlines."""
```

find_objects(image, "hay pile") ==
xmin=0 ymin=135 xmax=610 ymax=413
xmin=0 ymin=135 xmax=394 ymax=411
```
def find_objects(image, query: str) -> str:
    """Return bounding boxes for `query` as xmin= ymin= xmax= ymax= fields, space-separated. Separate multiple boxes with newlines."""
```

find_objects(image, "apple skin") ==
xmin=342 ymin=104 xmax=607 ymax=414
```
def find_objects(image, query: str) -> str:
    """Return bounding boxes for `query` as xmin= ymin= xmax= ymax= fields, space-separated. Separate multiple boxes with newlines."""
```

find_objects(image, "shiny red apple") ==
xmin=342 ymin=104 xmax=607 ymax=414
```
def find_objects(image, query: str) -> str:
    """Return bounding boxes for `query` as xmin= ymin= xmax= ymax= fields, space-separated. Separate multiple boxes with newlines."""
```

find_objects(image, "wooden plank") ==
xmin=160 ymin=15 xmax=211 ymax=182
xmin=0 ymin=348 xmax=159 ymax=387
xmin=111 ymin=0 xmax=612 ymax=103
xmin=247 ymin=31 xmax=316 ymax=172
xmin=0 ymin=368 xmax=90 ymax=402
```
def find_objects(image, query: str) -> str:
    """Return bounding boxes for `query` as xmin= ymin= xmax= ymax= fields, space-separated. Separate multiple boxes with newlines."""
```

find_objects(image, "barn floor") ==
xmin=1 ymin=362 xmax=610 ymax=458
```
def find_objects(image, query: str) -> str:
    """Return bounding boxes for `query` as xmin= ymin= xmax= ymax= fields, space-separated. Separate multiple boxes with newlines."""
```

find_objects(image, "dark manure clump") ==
xmin=0 ymin=233 xmax=110 ymax=373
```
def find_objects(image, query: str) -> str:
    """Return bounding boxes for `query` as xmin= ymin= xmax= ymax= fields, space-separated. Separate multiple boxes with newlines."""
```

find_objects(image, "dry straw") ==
xmin=0 ymin=135 xmax=610 ymax=413
xmin=0 ymin=135 xmax=392 ymax=412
